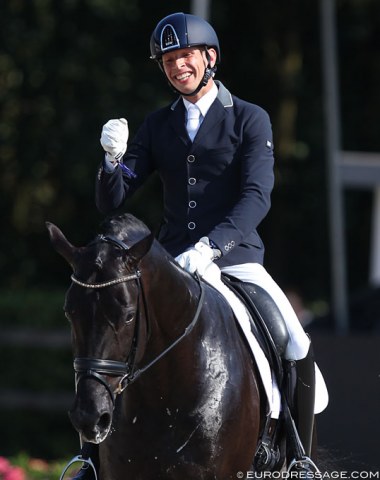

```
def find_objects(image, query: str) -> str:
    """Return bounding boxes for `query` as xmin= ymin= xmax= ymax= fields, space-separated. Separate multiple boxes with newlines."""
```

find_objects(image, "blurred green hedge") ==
xmin=0 ymin=289 xmax=65 ymax=327
xmin=0 ymin=289 xmax=76 ymax=459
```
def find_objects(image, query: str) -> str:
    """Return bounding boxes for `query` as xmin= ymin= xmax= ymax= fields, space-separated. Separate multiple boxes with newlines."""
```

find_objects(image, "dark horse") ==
xmin=47 ymin=213 xmax=264 ymax=479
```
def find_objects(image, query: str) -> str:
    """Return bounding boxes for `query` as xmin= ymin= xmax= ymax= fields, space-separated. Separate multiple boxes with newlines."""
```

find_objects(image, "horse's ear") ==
xmin=46 ymin=221 xmax=77 ymax=269
xmin=127 ymin=232 xmax=155 ymax=265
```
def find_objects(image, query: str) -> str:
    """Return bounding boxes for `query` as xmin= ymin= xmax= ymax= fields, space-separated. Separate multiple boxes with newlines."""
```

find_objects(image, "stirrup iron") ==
xmin=287 ymin=456 xmax=320 ymax=474
xmin=59 ymin=455 xmax=98 ymax=480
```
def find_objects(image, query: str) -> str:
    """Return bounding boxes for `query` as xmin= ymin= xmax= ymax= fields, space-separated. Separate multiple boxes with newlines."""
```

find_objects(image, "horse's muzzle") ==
xmin=69 ymin=384 xmax=114 ymax=444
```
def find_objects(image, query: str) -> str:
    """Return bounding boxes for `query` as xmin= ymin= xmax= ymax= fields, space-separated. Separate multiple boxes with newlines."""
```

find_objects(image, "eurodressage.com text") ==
xmin=237 ymin=471 xmax=380 ymax=479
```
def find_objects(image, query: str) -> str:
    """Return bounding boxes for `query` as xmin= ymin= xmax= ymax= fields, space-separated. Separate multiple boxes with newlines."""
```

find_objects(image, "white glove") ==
xmin=100 ymin=118 xmax=129 ymax=161
xmin=176 ymin=241 xmax=215 ymax=276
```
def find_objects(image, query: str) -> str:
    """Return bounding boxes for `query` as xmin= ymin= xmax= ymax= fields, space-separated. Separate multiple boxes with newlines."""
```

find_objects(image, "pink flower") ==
xmin=0 ymin=458 xmax=25 ymax=480
xmin=3 ymin=466 xmax=25 ymax=480
xmin=0 ymin=457 xmax=11 ymax=475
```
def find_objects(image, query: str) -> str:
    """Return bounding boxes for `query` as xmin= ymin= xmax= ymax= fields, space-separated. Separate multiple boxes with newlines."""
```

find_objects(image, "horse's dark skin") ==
xmin=47 ymin=214 xmax=262 ymax=480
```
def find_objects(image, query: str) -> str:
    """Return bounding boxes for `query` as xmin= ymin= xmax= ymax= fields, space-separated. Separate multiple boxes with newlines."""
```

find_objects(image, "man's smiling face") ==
xmin=162 ymin=47 xmax=217 ymax=101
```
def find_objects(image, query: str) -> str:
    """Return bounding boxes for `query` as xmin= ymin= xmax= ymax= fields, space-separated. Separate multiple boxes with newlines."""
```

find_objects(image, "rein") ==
xmin=71 ymin=234 xmax=205 ymax=404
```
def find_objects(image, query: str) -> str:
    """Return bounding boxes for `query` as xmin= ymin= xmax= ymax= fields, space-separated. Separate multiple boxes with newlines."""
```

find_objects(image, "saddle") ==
xmin=221 ymin=273 xmax=288 ymax=384
xmin=221 ymin=274 xmax=304 ymax=471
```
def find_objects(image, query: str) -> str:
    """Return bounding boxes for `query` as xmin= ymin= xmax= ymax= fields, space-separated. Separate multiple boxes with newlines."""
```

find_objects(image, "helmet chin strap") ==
xmin=177 ymin=64 xmax=216 ymax=97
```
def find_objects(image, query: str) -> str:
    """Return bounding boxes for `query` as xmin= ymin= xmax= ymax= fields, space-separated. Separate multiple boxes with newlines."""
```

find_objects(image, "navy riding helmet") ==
xmin=149 ymin=12 xmax=221 ymax=96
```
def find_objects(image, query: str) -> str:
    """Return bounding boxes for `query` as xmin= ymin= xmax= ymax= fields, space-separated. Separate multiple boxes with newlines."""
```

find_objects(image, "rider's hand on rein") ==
xmin=176 ymin=238 xmax=221 ymax=276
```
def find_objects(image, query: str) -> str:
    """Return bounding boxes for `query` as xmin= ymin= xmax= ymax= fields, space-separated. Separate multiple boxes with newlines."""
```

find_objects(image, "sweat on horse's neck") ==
xmin=139 ymin=254 xmax=201 ymax=339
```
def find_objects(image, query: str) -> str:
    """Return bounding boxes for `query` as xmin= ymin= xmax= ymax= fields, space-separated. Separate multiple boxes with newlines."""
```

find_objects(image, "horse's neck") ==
xmin=143 ymin=255 xmax=200 ymax=333
xmin=129 ymin=256 xmax=202 ymax=395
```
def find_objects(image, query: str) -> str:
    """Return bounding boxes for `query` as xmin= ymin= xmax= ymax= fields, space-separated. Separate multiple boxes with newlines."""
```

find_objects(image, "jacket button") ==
xmin=224 ymin=241 xmax=235 ymax=251
xmin=189 ymin=200 xmax=197 ymax=208
xmin=188 ymin=222 xmax=196 ymax=230
xmin=187 ymin=155 xmax=195 ymax=163
xmin=188 ymin=177 xmax=196 ymax=185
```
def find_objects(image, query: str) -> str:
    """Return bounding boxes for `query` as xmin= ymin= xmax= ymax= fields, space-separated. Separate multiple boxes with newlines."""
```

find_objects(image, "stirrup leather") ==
xmin=253 ymin=417 xmax=282 ymax=471
xmin=59 ymin=455 xmax=98 ymax=480
xmin=282 ymin=399 xmax=319 ymax=474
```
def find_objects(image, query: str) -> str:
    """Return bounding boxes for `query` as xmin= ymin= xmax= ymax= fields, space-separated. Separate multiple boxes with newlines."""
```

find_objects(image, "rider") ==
xmin=71 ymin=12 xmax=328 ymax=478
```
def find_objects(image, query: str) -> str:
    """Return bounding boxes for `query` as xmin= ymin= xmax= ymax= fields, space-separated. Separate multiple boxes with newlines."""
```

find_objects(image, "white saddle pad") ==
xmin=202 ymin=263 xmax=329 ymax=417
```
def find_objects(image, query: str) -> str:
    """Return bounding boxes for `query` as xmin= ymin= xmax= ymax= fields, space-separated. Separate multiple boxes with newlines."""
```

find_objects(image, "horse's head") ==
xmin=47 ymin=214 xmax=154 ymax=444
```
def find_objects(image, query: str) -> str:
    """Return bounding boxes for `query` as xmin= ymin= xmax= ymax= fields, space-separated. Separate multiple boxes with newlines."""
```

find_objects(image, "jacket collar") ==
xmin=170 ymin=80 xmax=233 ymax=111
xmin=169 ymin=81 xmax=233 ymax=146
xmin=214 ymin=80 xmax=233 ymax=108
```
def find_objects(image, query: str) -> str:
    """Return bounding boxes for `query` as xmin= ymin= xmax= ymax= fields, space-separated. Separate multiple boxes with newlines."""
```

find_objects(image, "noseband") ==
xmin=71 ymin=234 xmax=205 ymax=405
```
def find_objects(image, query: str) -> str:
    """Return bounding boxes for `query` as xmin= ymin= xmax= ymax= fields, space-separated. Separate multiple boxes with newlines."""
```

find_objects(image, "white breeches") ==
xmin=220 ymin=263 xmax=310 ymax=360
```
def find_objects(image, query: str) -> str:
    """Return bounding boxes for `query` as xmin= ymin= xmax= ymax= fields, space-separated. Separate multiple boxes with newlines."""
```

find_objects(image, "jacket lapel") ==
xmin=193 ymin=81 xmax=233 ymax=144
xmin=192 ymin=100 xmax=224 ymax=144
xmin=169 ymin=98 xmax=191 ymax=147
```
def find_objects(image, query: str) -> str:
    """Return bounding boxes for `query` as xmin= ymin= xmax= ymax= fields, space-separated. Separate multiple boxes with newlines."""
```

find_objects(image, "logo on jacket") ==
xmin=160 ymin=24 xmax=180 ymax=52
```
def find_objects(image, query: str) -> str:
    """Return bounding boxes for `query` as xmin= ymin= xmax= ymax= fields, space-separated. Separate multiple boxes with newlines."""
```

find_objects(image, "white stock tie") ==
xmin=186 ymin=104 xmax=201 ymax=142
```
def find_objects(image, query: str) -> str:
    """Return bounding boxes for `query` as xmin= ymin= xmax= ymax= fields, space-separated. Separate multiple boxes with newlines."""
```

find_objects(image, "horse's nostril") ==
xmin=98 ymin=412 xmax=112 ymax=431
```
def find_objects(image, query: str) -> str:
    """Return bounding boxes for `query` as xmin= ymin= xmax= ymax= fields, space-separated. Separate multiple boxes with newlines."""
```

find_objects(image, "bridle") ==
xmin=70 ymin=234 xmax=205 ymax=405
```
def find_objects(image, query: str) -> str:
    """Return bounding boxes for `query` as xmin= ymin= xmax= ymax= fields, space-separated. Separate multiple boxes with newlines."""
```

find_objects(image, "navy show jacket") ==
xmin=96 ymin=81 xmax=275 ymax=268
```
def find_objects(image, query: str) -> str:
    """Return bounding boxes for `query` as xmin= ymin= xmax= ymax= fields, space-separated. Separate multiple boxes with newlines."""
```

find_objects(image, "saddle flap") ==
xmin=221 ymin=273 xmax=289 ymax=386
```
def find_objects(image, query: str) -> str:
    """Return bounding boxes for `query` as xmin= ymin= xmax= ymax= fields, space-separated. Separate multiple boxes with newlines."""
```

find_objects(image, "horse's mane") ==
xmin=99 ymin=214 xmax=151 ymax=244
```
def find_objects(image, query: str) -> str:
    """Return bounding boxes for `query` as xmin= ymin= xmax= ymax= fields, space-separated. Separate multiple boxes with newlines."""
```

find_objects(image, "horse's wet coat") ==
xmin=47 ymin=214 xmax=262 ymax=479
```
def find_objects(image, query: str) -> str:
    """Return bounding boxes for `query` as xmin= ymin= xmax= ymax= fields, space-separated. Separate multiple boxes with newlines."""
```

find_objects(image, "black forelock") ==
xmin=99 ymin=214 xmax=151 ymax=243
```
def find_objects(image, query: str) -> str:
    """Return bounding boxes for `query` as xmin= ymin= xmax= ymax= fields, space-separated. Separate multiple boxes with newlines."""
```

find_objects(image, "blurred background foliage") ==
xmin=0 ymin=0 xmax=380 ymax=461
xmin=1 ymin=0 xmax=379 ymax=300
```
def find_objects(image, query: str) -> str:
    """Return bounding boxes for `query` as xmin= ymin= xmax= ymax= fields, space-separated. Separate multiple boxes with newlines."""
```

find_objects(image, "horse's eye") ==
xmin=125 ymin=313 xmax=134 ymax=324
